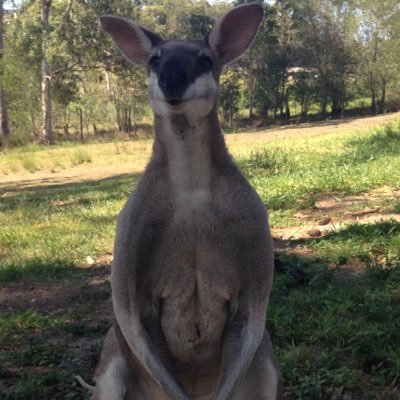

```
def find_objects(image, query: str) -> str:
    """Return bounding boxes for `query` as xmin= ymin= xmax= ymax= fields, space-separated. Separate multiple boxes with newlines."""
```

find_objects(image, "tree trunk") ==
xmin=247 ymin=49 xmax=255 ymax=120
xmin=41 ymin=0 xmax=53 ymax=144
xmin=301 ymin=92 xmax=307 ymax=118
xmin=62 ymin=107 xmax=70 ymax=139
xmin=113 ymin=94 xmax=122 ymax=131
xmin=285 ymin=90 xmax=290 ymax=120
xmin=63 ymin=123 xmax=69 ymax=139
xmin=378 ymin=78 xmax=386 ymax=114
xmin=370 ymin=36 xmax=378 ymax=115
xmin=104 ymin=64 xmax=113 ymax=101
xmin=0 ymin=1 xmax=10 ymax=143
xmin=30 ymin=111 xmax=38 ymax=138
xmin=248 ymin=82 xmax=254 ymax=120
xmin=0 ymin=81 xmax=8 ymax=139
xmin=371 ymin=86 xmax=377 ymax=114
xmin=79 ymin=108 xmax=83 ymax=143
xmin=340 ymin=85 xmax=345 ymax=119
xmin=128 ymin=105 xmax=132 ymax=134
xmin=132 ymin=89 xmax=137 ymax=137
xmin=319 ymin=73 xmax=328 ymax=119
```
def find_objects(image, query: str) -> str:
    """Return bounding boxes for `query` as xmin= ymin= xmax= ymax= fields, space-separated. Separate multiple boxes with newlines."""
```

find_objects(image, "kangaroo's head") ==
xmin=101 ymin=3 xmax=263 ymax=120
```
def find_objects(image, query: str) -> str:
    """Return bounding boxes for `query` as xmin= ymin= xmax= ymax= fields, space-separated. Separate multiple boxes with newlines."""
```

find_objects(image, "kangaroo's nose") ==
xmin=158 ymin=62 xmax=189 ymax=104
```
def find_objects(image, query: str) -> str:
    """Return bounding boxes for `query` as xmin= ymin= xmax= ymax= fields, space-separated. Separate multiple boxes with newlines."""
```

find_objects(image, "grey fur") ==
xmin=93 ymin=4 xmax=281 ymax=399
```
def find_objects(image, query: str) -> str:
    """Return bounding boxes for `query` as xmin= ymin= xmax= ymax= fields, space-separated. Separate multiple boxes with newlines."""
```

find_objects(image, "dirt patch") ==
xmin=330 ymin=259 xmax=367 ymax=282
xmin=273 ymin=189 xmax=400 ymax=282
xmin=273 ymin=189 xmax=400 ymax=243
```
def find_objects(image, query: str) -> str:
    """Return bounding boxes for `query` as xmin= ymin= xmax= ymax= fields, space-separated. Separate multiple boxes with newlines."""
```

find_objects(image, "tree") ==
xmin=292 ymin=69 xmax=318 ymax=118
xmin=282 ymin=0 xmax=358 ymax=118
xmin=40 ymin=0 xmax=53 ymax=144
xmin=0 ymin=0 xmax=10 ymax=144
xmin=354 ymin=0 xmax=400 ymax=114
xmin=252 ymin=3 xmax=293 ymax=120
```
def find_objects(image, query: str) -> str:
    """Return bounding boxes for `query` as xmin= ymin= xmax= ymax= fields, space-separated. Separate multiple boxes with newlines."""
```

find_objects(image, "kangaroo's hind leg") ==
xmin=92 ymin=325 xmax=146 ymax=400
xmin=232 ymin=329 xmax=282 ymax=400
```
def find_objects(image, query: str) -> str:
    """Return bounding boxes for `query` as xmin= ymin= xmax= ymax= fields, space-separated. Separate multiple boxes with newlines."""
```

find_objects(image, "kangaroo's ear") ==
xmin=100 ymin=16 xmax=162 ymax=66
xmin=207 ymin=3 xmax=264 ymax=66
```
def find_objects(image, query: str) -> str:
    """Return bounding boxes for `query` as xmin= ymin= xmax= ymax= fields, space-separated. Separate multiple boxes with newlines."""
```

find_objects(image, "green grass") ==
xmin=70 ymin=149 xmax=92 ymax=166
xmin=20 ymin=155 xmax=39 ymax=173
xmin=1 ymin=119 xmax=400 ymax=399
xmin=270 ymin=263 xmax=400 ymax=399
xmin=0 ymin=175 xmax=136 ymax=281
xmin=0 ymin=304 xmax=109 ymax=400
xmin=310 ymin=220 xmax=400 ymax=267
xmin=239 ymin=121 xmax=400 ymax=211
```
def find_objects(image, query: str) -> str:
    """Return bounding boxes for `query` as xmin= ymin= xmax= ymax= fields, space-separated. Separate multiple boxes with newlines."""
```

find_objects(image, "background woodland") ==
xmin=0 ymin=0 xmax=400 ymax=146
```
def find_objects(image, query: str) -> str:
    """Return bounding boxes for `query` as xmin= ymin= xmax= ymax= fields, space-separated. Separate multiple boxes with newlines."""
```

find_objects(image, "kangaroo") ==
xmin=91 ymin=4 xmax=281 ymax=399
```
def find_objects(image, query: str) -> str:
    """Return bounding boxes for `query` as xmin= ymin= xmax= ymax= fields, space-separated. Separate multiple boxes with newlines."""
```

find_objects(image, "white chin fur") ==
xmin=148 ymin=72 xmax=218 ymax=120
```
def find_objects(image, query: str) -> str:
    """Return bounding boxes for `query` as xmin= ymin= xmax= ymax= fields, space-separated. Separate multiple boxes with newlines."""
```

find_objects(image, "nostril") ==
xmin=179 ymin=74 xmax=187 ymax=86
xmin=159 ymin=73 xmax=167 ymax=87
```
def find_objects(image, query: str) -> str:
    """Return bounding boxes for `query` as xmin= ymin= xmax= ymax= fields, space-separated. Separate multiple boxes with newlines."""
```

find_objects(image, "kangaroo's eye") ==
xmin=198 ymin=56 xmax=212 ymax=70
xmin=149 ymin=55 xmax=161 ymax=68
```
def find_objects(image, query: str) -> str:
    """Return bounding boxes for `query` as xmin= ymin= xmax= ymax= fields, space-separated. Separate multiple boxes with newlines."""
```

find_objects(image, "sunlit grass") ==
xmin=239 ymin=121 xmax=400 ymax=210
xmin=0 ymin=139 xmax=153 ymax=176
xmin=20 ymin=155 xmax=39 ymax=173
xmin=0 ymin=175 xmax=136 ymax=281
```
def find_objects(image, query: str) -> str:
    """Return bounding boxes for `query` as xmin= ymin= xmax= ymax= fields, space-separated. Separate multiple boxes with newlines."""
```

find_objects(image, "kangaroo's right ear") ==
xmin=100 ymin=16 xmax=162 ymax=66
xmin=207 ymin=3 xmax=264 ymax=66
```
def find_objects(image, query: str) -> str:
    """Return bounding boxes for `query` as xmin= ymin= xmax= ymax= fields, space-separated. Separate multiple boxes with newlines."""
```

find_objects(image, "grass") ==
xmin=0 ymin=175 xmax=136 ymax=280
xmin=1 ymin=118 xmax=400 ymax=399
xmin=20 ymin=155 xmax=38 ymax=173
xmin=270 ymin=263 xmax=400 ymax=399
xmin=0 ymin=139 xmax=153 ymax=176
xmin=309 ymin=220 xmax=400 ymax=267
xmin=239 ymin=121 xmax=400 ymax=211
xmin=70 ymin=149 xmax=92 ymax=166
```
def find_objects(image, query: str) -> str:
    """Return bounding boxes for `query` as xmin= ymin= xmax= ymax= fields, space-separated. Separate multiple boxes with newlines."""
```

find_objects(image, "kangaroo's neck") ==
xmin=152 ymin=108 xmax=231 ymax=199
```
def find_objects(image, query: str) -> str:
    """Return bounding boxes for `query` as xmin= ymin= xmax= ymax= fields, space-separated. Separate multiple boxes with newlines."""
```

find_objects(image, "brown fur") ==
xmin=93 ymin=4 xmax=281 ymax=399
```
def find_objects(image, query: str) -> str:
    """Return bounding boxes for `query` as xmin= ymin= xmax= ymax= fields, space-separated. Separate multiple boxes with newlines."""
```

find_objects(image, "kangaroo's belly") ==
xmin=151 ymin=200 xmax=241 ymax=363
xmin=160 ymin=269 xmax=231 ymax=363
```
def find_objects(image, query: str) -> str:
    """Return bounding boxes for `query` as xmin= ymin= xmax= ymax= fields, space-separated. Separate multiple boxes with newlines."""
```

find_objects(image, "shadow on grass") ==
xmin=1 ymin=237 xmax=399 ymax=399
xmin=275 ymin=220 xmax=400 ymax=270
xmin=319 ymin=219 xmax=400 ymax=242
xmin=0 ymin=262 xmax=112 ymax=400
xmin=0 ymin=259 xmax=79 ymax=282
xmin=227 ymin=113 xmax=391 ymax=135
xmin=0 ymin=173 xmax=140 ymax=212
xmin=0 ymin=256 xmax=111 ymax=282
xmin=270 ymin=245 xmax=400 ymax=399
xmin=275 ymin=220 xmax=400 ymax=248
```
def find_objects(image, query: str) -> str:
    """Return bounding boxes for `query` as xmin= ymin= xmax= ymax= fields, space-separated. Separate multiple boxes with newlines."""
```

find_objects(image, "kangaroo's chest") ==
xmin=149 ymin=193 xmax=240 ymax=363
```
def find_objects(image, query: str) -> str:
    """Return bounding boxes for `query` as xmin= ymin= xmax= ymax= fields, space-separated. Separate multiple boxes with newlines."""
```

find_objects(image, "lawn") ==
xmin=0 ymin=114 xmax=400 ymax=399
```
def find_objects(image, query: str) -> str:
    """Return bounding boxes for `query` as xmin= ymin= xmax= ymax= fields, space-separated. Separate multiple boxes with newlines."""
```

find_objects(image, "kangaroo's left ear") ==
xmin=100 ymin=16 xmax=162 ymax=67
xmin=207 ymin=3 xmax=264 ymax=66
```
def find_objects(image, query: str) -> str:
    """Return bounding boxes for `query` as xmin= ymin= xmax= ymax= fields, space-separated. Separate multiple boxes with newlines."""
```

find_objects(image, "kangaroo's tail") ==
xmin=74 ymin=375 xmax=95 ymax=391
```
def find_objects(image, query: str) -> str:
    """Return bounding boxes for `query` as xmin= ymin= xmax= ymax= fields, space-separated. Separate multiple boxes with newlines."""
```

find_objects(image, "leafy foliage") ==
xmin=1 ymin=0 xmax=400 ymax=145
